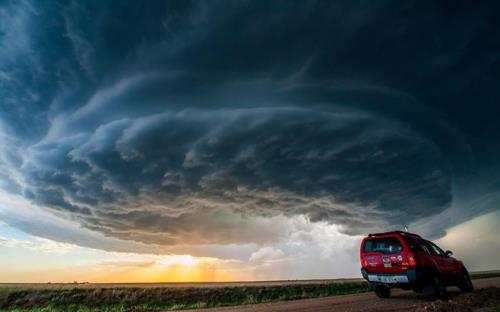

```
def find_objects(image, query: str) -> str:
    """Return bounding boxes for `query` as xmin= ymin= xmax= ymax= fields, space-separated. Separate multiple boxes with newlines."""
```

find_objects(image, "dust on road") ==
xmin=181 ymin=277 xmax=500 ymax=312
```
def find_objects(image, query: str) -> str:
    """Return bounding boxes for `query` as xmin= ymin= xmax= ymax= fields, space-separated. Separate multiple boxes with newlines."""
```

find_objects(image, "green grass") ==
xmin=0 ymin=281 xmax=370 ymax=311
xmin=470 ymin=272 xmax=500 ymax=280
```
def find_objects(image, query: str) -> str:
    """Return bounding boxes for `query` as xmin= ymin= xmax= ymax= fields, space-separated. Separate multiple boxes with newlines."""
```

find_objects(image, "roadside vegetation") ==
xmin=470 ymin=271 xmax=500 ymax=280
xmin=0 ymin=281 xmax=370 ymax=311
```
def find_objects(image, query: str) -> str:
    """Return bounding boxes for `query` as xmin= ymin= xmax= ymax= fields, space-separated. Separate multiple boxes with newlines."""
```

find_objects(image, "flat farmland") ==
xmin=0 ymin=272 xmax=499 ymax=311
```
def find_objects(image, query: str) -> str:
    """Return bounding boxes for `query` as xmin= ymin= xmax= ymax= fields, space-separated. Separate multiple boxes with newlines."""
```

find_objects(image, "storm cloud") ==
xmin=1 ymin=0 xmax=499 ymax=248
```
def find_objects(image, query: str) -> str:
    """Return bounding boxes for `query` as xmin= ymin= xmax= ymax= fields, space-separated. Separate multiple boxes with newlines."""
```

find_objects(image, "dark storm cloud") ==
xmin=0 ymin=0 xmax=499 ymax=246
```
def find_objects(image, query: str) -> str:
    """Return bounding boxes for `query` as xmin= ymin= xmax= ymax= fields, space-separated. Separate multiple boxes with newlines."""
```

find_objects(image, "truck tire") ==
xmin=424 ymin=276 xmax=448 ymax=300
xmin=374 ymin=286 xmax=391 ymax=298
xmin=458 ymin=270 xmax=474 ymax=293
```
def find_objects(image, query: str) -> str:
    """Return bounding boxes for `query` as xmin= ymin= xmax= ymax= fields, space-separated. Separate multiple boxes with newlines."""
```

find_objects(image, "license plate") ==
xmin=368 ymin=275 xmax=409 ymax=283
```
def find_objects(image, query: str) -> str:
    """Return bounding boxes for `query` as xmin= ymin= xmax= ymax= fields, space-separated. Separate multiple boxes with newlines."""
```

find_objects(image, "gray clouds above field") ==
xmin=0 ymin=0 xmax=499 ymax=248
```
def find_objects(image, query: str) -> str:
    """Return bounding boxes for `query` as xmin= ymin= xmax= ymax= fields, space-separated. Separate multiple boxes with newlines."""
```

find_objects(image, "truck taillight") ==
xmin=360 ymin=258 xmax=367 ymax=268
xmin=407 ymin=252 xmax=417 ymax=266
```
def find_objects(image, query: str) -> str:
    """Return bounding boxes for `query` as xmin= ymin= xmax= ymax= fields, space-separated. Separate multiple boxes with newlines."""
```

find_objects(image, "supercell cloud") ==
xmin=0 ymin=1 xmax=499 ymax=249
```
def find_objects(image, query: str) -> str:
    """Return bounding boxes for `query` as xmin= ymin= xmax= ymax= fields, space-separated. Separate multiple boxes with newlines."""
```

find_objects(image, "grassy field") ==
xmin=1 ymin=272 xmax=498 ymax=312
xmin=470 ymin=271 xmax=500 ymax=280
xmin=0 ymin=281 xmax=370 ymax=311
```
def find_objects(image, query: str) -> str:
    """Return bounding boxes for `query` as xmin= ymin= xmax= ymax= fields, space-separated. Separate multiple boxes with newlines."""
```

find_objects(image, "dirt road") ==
xmin=182 ymin=277 xmax=500 ymax=312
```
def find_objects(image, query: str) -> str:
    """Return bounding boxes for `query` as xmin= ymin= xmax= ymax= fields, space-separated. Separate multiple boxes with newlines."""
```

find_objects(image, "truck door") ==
xmin=427 ymin=240 xmax=456 ymax=283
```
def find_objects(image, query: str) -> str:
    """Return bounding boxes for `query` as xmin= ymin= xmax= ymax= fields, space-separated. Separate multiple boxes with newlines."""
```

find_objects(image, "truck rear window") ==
xmin=401 ymin=235 xmax=422 ymax=251
xmin=363 ymin=237 xmax=403 ymax=254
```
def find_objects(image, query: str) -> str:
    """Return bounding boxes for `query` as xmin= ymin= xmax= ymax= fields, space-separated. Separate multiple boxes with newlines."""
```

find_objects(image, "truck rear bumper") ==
xmin=361 ymin=267 xmax=419 ymax=284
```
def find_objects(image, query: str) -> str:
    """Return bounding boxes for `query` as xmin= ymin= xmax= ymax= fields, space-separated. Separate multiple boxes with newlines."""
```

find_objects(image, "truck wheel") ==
xmin=374 ymin=286 xmax=391 ymax=298
xmin=412 ymin=286 xmax=423 ymax=293
xmin=424 ymin=276 xmax=448 ymax=300
xmin=459 ymin=270 xmax=474 ymax=293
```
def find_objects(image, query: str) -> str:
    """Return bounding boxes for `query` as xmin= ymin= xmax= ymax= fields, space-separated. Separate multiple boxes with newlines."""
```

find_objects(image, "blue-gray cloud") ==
xmin=0 ymin=0 xmax=499 ymax=247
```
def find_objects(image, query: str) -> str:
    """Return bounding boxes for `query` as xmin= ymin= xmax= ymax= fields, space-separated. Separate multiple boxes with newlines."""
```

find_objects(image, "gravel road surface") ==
xmin=182 ymin=277 xmax=500 ymax=312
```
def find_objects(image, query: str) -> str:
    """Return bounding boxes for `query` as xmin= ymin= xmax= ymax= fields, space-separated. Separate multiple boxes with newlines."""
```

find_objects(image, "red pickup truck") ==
xmin=360 ymin=231 xmax=473 ymax=300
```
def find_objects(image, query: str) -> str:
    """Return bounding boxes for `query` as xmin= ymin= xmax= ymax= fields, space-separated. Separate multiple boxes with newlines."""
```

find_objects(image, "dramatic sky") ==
xmin=0 ymin=1 xmax=499 ymax=282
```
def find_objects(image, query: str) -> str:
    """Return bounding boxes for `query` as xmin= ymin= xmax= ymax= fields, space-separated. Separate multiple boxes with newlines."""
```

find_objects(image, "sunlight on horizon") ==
xmin=0 ymin=221 xmax=246 ymax=283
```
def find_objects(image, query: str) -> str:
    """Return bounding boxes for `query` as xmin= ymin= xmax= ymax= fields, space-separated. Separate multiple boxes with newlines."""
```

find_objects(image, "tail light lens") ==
xmin=407 ymin=252 xmax=417 ymax=266
xmin=360 ymin=257 xmax=367 ymax=268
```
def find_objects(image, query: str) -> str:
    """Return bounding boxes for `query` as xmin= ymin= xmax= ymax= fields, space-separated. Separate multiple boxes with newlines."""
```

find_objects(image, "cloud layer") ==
xmin=1 ymin=1 xmax=499 ymax=249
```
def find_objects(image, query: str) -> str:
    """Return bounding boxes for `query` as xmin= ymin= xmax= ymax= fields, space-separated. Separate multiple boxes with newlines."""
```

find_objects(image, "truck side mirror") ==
xmin=445 ymin=250 xmax=453 ymax=257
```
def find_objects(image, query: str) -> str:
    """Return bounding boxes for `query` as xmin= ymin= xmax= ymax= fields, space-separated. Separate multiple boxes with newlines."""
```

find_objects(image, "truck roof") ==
xmin=367 ymin=230 xmax=422 ymax=238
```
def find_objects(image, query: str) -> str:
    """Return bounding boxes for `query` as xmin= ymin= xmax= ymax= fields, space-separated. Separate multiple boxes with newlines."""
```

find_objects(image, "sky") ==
xmin=0 ymin=1 xmax=499 ymax=282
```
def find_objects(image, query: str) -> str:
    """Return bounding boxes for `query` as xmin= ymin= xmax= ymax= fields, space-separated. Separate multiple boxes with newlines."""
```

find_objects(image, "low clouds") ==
xmin=0 ymin=0 xmax=499 ymax=252
xmin=249 ymin=247 xmax=284 ymax=263
xmin=0 ymin=235 xmax=75 ymax=254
